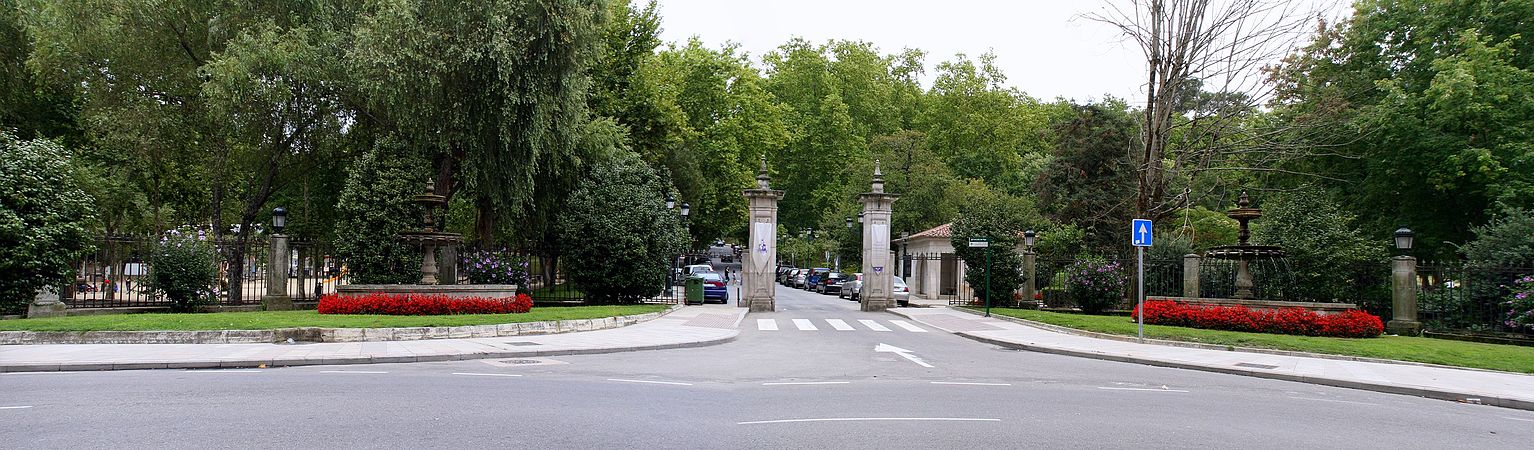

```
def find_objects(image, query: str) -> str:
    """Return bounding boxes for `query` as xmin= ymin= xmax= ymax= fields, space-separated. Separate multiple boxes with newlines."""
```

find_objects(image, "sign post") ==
xmin=1131 ymin=219 xmax=1153 ymax=341
xmin=968 ymin=238 xmax=991 ymax=317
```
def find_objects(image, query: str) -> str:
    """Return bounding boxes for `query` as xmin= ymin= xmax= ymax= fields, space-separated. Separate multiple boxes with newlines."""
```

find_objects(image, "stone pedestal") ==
xmin=439 ymin=245 xmax=458 ymax=285
xmin=859 ymin=161 xmax=899 ymax=312
xmin=26 ymin=287 xmax=67 ymax=318
xmin=1183 ymin=254 xmax=1201 ymax=299
xmin=1022 ymin=251 xmax=1037 ymax=305
xmin=742 ymin=156 xmax=784 ymax=312
xmin=262 ymin=234 xmax=294 ymax=311
xmin=1388 ymin=256 xmax=1422 ymax=335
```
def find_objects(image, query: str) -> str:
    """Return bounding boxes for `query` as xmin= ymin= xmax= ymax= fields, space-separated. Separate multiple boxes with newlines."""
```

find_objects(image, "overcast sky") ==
xmin=654 ymin=0 xmax=1351 ymax=104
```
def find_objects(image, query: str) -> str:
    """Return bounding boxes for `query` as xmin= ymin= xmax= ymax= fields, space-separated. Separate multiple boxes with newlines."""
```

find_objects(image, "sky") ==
xmin=653 ymin=0 xmax=1351 ymax=105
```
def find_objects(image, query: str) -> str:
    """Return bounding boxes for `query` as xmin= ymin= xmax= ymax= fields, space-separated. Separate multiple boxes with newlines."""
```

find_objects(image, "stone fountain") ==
xmin=336 ymin=180 xmax=518 ymax=299
xmin=1202 ymin=192 xmax=1286 ymax=299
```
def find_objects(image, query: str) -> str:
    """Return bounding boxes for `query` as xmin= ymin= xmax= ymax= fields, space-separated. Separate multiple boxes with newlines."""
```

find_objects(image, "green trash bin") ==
xmin=684 ymin=276 xmax=705 ymax=305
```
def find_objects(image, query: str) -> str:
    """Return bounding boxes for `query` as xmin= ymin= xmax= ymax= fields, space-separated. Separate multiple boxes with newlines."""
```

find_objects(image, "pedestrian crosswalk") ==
xmin=754 ymin=318 xmax=928 ymax=333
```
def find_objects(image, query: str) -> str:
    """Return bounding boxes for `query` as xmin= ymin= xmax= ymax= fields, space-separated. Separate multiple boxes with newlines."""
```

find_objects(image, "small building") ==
xmin=893 ymin=223 xmax=1030 ymax=302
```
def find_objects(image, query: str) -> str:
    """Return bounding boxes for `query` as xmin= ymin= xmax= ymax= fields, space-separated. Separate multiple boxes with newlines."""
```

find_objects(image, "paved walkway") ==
xmin=890 ymin=306 xmax=1534 ymax=411
xmin=0 ymin=305 xmax=744 ymax=372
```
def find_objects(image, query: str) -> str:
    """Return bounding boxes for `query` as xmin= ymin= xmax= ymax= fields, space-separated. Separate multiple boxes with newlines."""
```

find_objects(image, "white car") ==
xmin=839 ymin=273 xmax=863 ymax=299
xmin=683 ymin=264 xmax=714 ymax=276
xmin=848 ymin=275 xmax=909 ymax=306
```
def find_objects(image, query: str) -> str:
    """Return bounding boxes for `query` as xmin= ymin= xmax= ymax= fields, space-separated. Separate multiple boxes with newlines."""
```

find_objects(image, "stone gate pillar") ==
xmin=860 ymin=161 xmax=899 ymax=311
xmin=262 ymin=234 xmax=294 ymax=311
xmin=742 ymin=156 xmax=784 ymax=312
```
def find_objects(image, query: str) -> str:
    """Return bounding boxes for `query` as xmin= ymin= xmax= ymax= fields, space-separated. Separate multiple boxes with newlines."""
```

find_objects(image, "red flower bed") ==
xmin=317 ymin=293 xmax=534 ymax=315
xmin=1133 ymin=299 xmax=1383 ymax=338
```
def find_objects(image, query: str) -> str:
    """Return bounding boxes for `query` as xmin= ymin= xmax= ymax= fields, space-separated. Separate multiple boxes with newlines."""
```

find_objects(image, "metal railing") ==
xmin=1417 ymin=261 xmax=1534 ymax=333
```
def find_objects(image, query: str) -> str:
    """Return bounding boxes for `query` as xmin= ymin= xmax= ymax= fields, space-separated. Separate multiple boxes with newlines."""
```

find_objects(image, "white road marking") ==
xmin=608 ymin=378 xmax=693 ymax=386
xmin=825 ymin=319 xmax=855 ymax=331
xmin=858 ymin=319 xmax=892 ymax=331
xmin=1287 ymin=396 xmax=1380 ymax=406
xmin=931 ymin=381 xmax=1012 ymax=386
xmin=888 ymin=320 xmax=927 ymax=332
xmin=757 ymin=319 xmax=778 ymax=331
xmin=452 ymin=372 xmax=523 ymax=378
xmin=319 ymin=370 xmax=388 ymax=374
xmin=2 ymin=372 xmax=80 ymax=375
xmin=1503 ymin=416 xmax=1534 ymax=423
xmin=191 ymin=370 xmax=262 ymax=373
xmin=793 ymin=319 xmax=819 ymax=331
xmin=1097 ymin=387 xmax=1189 ymax=393
xmin=732 ymin=310 xmax=747 ymax=328
xmin=738 ymin=417 xmax=1001 ymax=425
xmin=875 ymin=343 xmax=935 ymax=368
xmin=762 ymin=381 xmax=852 ymax=386
xmin=0 ymin=406 xmax=34 ymax=410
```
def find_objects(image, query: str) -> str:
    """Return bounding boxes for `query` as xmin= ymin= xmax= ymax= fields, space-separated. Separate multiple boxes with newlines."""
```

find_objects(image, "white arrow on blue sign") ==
xmin=1131 ymin=219 xmax=1153 ymax=247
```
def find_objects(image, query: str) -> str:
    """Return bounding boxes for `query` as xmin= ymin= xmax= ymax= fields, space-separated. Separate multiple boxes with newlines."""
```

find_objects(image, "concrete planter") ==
xmin=1156 ymin=296 xmax=1358 ymax=315
xmin=335 ymin=284 xmax=519 ymax=299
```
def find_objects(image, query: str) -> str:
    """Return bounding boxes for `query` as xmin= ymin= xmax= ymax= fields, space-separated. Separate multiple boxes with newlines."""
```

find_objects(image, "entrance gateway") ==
xmin=739 ymin=157 xmax=896 ymax=312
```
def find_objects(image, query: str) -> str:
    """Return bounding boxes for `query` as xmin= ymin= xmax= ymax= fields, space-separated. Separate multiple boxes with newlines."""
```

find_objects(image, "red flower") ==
xmin=1132 ymin=299 xmax=1381 ymax=338
xmin=318 ymin=293 xmax=534 ymax=315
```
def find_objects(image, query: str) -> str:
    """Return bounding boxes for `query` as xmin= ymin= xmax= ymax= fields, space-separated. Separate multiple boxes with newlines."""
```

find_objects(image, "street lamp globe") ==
xmin=857 ymin=212 xmax=864 ymax=224
xmin=665 ymin=193 xmax=675 ymax=210
xmin=680 ymin=202 xmax=690 ymax=217
xmin=1024 ymin=229 xmax=1036 ymax=248
xmin=1394 ymin=226 xmax=1414 ymax=251
xmin=845 ymin=217 xmax=853 ymax=229
xmin=271 ymin=207 xmax=288 ymax=234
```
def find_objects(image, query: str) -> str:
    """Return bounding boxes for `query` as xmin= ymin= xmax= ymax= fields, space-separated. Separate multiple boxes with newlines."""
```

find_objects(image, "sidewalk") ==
xmin=890 ymin=306 xmax=1534 ymax=411
xmin=0 ymin=305 xmax=743 ymax=372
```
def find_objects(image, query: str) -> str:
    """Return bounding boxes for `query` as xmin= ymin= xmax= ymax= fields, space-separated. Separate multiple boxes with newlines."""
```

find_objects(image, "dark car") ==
xmin=697 ymin=272 xmax=729 ymax=303
xmin=777 ymin=267 xmax=796 ymax=285
xmin=804 ymin=268 xmax=829 ymax=290
xmin=816 ymin=272 xmax=847 ymax=295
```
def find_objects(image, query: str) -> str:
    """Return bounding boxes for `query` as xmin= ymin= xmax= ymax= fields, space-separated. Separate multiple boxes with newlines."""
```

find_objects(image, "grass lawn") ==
xmin=0 ymin=305 xmax=670 ymax=332
xmin=980 ymin=308 xmax=1534 ymax=374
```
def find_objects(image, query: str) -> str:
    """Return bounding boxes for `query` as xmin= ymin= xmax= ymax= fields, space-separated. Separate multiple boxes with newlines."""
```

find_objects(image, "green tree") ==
xmin=949 ymin=189 xmax=1038 ymax=305
xmin=0 ymin=132 xmax=96 ymax=313
xmin=1252 ymin=187 xmax=1387 ymax=303
xmin=332 ymin=140 xmax=426 ymax=284
xmin=559 ymin=149 xmax=687 ymax=304
xmin=1035 ymin=101 xmax=1137 ymax=253
xmin=921 ymin=52 xmax=1052 ymax=195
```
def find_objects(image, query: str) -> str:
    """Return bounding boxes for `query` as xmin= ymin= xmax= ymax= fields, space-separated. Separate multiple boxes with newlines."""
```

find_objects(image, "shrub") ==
xmin=950 ymin=190 xmax=1036 ymax=306
xmin=1065 ymin=258 xmax=1128 ymax=314
xmin=1134 ymin=299 xmax=1384 ymax=338
xmin=558 ymin=151 xmax=686 ymax=304
xmin=461 ymin=250 xmax=529 ymax=285
xmin=318 ymin=293 xmax=533 ymax=315
xmin=144 ymin=228 xmax=218 ymax=312
xmin=333 ymin=141 xmax=426 ymax=284
xmin=1504 ymin=275 xmax=1534 ymax=332
xmin=0 ymin=133 xmax=97 ymax=314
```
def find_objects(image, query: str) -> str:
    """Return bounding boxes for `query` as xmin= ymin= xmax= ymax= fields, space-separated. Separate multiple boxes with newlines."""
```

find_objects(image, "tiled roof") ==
xmin=894 ymin=222 xmax=1029 ymax=243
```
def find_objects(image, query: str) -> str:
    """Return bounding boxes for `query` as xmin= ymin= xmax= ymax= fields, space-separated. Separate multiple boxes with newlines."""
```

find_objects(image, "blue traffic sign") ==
xmin=1131 ymin=219 xmax=1153 ymax=247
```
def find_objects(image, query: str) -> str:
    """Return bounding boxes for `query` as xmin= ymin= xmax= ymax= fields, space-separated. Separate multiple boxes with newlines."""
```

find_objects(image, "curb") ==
xmin=0 ymin=332 xmax=738 ymax=373
xmin=0 ymin=305 xmax=682 ymax=345
xmin=886 ymin=308 xmax=1534 ymax=412
xmin=940 ymin=306 xmax=1530 ymax=376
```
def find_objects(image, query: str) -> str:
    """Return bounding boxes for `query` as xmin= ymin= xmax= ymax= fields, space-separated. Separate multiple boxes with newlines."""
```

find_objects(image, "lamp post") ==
xmin=1388 ymin=226 xmax=1421 ymax=335
xmin=1023 ymin=229 xmax=1037 ymax=307
xmin=261 ymin=206 xmax=294 ymax=311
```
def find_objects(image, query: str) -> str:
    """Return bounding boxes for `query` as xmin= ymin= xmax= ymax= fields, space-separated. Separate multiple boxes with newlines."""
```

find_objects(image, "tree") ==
xmin=332 ymin=140 xmax=426 ymax=285
xmin=0 ymin=0 xmax=76 ymax=141
xmin=921 ymin=52 xmax=1053 ymax=195
xmin=1035 ymin=101 xmax=1138 ymax=253
xmin=559 ymin=149 xmax=687 ymax=304
xmin=0 ymin=132 xmax=96 ymax=313
xmin=1089 ymin=0 xmax=1319 ymax=220
xmin=949 ymin=189 xmax=1039 ymax=305
xmin=1252 ymin=186 xmax=1387 ymax=304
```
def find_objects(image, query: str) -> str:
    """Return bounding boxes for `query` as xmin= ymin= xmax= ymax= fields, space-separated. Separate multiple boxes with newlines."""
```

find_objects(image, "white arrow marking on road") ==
xmin=875 ymin=343 xmax=934 ymax=368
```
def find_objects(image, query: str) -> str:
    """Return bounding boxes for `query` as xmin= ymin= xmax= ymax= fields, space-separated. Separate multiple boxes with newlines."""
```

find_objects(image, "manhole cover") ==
xmin=500 ymin=359 xmax=545 ymax=365
xmin=479 ymin=357 xmax=568 ymax=368
xmin=1235 ymin=362 xmax=1280 ymax=369
xmin=504 ymin=341 xmax=542 ymax=346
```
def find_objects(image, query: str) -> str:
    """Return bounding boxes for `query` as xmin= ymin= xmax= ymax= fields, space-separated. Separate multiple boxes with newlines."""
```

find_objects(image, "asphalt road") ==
xmin=5 ymin=285 xmax=1534 ymax=449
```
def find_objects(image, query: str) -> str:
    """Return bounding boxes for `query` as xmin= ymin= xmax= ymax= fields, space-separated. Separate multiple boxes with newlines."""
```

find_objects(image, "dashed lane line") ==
xmin=1287 ymin=396 xmax=1380 ymax=406
xmin=762 ymin=381 xmax=852 ymax=386
xmin=1097 ymin=387 xmax=1189 ymax=393
xmin=0 ymin=406 xmax=34 ymax=410
xmin=931 ymin=382 xmax=1012 ymax=386
xmin=319 ymin=370 xmax=389 ymax=374
xmin=608 ymin=378 xmax=694 ymax=386
xmin=452 ymin=373 xmax=523 ymax=378
xmin=738 ymin=417 xmax=1001 ymax=425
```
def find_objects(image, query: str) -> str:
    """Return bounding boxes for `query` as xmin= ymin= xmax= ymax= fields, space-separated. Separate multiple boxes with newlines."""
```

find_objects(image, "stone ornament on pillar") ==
xmin=859 ymin=160 xmax=899 ymax=312
xmin=742 ymin=155 xmax=784 ymax=312
xmin=27 ymin=286 xmax=67 ymax=318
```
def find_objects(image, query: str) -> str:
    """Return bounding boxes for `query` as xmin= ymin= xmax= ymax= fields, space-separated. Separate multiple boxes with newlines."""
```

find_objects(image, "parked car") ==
xmin=804 ymin=268 xmax=829 ymax=290
xmin=838 ymin=273 xmax=863 ymax=299
xmin=697 ymin=272 xmax=729 ymax=303
xmin=793 ymin=269 xmax=812 ymax=289
xmin=684 ymin=264 xmax=714 ymax=276
xmin=777 ymin=267 xmax=796 ymax=285
xmin=848 ymin=275 xmax=910 ymax=306
xmin=816 ymin=272 xmax=847 ymax=295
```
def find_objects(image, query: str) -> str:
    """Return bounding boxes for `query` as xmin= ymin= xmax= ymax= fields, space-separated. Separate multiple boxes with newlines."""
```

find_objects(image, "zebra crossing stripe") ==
xmin=757 ymin=319 xmax=778 ymax=331
xmin=858 ymin=319 xmax=892 ymax=332
xmin=888 ymin=320 xmax=928 ymax=332
xmin=792 ymin=319 xmax=818 ymax=331
xmin=824 ymin=319 xmax=855 ymax=331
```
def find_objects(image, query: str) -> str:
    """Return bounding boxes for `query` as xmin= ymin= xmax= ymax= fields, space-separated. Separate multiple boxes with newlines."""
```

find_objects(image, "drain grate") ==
xmin=504 ymin=341 xmax=542 ymax=346
xmin=499 ymin=359 xmax=546 ymax=365
xmin=1234 ymin=362 xmax=1280 ymax=369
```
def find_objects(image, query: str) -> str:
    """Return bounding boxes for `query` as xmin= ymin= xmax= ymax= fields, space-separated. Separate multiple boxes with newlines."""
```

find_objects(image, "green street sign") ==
xmin=968 ymin=238 xmax=989 ymax=248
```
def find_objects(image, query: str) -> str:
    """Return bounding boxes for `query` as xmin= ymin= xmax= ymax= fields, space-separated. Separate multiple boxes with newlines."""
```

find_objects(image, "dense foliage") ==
xmin=1505 ymin=276 xmax=1534 ymax=332
xmin=461 ymin=250 xmax=530 ymax=286
xmin=332 ymin=143 xmax=424 ymax=284
xmin=144 ymin=228 xmax=217 ymax=312
xmin=949 ymin=192 xmax=1035 ymax=305
xmin=558 ymin=149 xmax=687 ymax=304
xmin=1252 ymin=187 xmax=1388 ymax=304
xmin=0 ymin=133 xmax=96 ymax=313
xmin=1065 ymin=259 xmax=1129 ymax=314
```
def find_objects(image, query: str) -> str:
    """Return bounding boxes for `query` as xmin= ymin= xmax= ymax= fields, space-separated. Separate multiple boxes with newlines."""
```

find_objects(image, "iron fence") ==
xmin=1417 ymin=261 xmax=1534 ymax=333
xmin=1034 ymin=257 xmax=1181 ymax=311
